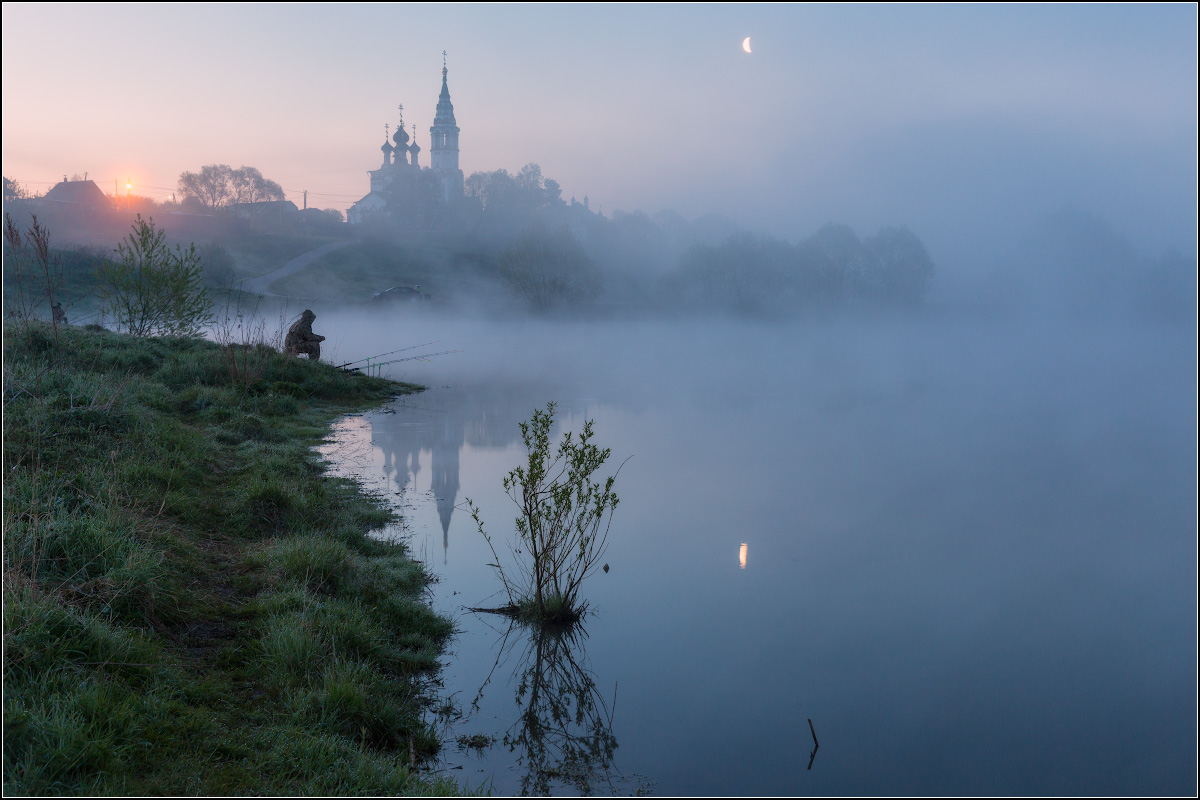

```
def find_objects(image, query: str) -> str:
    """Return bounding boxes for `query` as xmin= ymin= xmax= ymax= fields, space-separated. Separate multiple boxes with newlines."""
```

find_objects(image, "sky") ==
xmin=2 ymin=3 xmax=1196 ymax=266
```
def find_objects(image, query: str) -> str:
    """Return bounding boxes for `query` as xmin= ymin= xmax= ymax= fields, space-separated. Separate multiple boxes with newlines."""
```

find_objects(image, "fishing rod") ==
xmin=367 ymin=349 xmax=461 ymax=367
xmin=336 ymin=341 xmax=439 ymax=370
xmin=348 ymin=349 xmax=462 ymax=375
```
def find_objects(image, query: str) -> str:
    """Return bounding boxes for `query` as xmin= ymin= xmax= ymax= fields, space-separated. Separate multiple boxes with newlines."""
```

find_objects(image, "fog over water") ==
xmin=2 ymin=3 xmax=1194 ymax=795
xmin=313 ymin=306 xmax=1196 ymax=796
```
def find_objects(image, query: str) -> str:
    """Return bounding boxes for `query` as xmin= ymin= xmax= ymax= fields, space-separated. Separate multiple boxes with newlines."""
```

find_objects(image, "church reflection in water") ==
xmin=354 ymin=382 xmax=637 ymax=794
xmin=365 ymin=380 xmax=577 ymax=564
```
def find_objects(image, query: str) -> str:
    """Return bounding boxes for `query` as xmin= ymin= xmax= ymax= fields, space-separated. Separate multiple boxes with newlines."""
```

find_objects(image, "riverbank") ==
xmin=3 ymin=322 xmax=462 ymax=794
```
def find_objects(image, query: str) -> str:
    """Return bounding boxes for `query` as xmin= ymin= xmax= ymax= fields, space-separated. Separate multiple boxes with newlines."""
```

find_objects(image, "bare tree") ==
xmin=229 ymin=166 xmax=284 ymax=205
xmin=177 ymin=164 xmax=284 ymax=209
xmin=3 ymin=176 xmax=28 ymax=202
xmin=178 ymin=164 xmax=233 ymax=209
xmin=3 ymin=213 xmax=64 ymax=334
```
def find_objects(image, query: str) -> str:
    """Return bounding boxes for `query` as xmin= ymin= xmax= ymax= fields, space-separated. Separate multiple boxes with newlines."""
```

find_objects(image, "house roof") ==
xmin=43 ymin=180 xmax=112 ymax=208
xmin=350 ymin=192 xmax=388 ymax=211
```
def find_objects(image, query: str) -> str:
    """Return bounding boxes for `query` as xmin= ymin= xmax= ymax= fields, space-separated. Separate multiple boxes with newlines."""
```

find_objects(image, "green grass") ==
xmin=3 ymin=322 xmax=466 ymax=795
xmin=222 ymin=230 xmax=339 ymax=283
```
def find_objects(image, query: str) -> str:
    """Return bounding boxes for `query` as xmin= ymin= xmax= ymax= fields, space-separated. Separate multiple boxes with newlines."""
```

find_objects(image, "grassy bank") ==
xmin=3 ymin=321 xmax=460 ymax=795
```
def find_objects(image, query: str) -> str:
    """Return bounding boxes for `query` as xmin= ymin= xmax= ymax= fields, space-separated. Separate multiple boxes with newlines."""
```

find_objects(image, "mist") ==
xmin=6 ymin=5 xmax=1194 ymax=323
xmin=304 ymin=303 xmax=1194 ymax=796
xmin=5 ymin=5 xmax=1194 ymax=264
xmin=3 ymin=4 xmax=1195 ymax=794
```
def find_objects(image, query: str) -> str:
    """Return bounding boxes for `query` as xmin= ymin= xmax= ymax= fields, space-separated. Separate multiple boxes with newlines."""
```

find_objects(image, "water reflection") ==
xmin=472 ymin=619 xmax=618 ymax=796
xmin=324 ymin=317 xmax=1195 ymax=796
xmin=739 ymin=542 xmax=748 ymax=569
xmin=367 ymin=381 xmax=556 ymax=562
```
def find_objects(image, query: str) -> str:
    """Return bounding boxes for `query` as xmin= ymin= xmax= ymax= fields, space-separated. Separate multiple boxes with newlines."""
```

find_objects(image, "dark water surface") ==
xmin=317 ymin=314 xmax=1196 ymax=796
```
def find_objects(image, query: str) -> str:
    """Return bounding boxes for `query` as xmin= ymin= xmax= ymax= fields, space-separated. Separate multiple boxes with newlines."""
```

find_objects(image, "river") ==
xmin=314 ymin=310 xmax=1196 ymax=796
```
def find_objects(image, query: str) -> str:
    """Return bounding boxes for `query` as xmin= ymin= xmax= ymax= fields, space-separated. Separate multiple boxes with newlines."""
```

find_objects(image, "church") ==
xmin=347 ymin=58 xmax=465 ymax=225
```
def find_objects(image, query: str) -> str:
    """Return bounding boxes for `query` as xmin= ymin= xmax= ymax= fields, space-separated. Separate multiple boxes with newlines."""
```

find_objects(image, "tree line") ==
xmin=662 ymin=225 xmax=935 ymax=315
xmin=444 ymin=161 xmax=937 ymax=315
xmin=495 ymin=220 xmax=935 ymax=315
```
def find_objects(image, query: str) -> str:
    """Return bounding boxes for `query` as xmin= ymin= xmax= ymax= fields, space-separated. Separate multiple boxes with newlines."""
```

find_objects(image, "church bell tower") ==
xmin=429 ymin=51 xmax=464 ymax=202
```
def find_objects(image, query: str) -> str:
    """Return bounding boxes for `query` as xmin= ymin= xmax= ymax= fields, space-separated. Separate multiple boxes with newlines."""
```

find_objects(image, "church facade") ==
xmin=348 ymin=61 xmax=464 ymax=225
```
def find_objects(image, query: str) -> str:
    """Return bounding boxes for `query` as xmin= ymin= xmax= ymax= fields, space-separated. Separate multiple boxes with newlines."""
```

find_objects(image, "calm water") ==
xmin=316 ymin=312 xmax=1196 ymax=796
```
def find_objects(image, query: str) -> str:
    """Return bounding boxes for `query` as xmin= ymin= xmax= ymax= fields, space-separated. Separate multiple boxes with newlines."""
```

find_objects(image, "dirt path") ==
xmin=240 ymin=239 xmax=352 ymax=296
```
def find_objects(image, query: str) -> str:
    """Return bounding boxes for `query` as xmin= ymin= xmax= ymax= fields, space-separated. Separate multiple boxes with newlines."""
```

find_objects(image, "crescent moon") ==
xmin=742 ymin=37 xmax=752 ymax=54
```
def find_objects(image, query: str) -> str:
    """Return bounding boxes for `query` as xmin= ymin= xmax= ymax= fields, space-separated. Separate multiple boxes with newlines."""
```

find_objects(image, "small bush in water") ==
xmin=469 ymin=402 xmax=623 ymax=624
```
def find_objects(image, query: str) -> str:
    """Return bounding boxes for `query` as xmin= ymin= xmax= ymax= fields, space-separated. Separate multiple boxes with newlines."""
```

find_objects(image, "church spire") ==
xmin=433 ymin=53 xmax=457 ymax=128
xmin=430 ymin=52 xmax=462 ymax=199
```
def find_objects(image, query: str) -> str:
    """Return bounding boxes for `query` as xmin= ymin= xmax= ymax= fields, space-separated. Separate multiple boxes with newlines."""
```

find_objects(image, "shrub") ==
xmin=98 ymin=215 xmax=213 ymax=337
xmin=469 ymin=402 xmax=622 ymax=623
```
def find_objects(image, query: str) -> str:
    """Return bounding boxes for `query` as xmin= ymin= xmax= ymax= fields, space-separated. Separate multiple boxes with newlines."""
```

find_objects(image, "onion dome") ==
xmin=393 ymin=123 xmax=410 ymax=147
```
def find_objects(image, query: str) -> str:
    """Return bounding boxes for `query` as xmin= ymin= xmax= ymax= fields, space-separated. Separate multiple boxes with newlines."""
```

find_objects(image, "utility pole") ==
xmin=303 ymin=189 xmax=307 ymax=210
